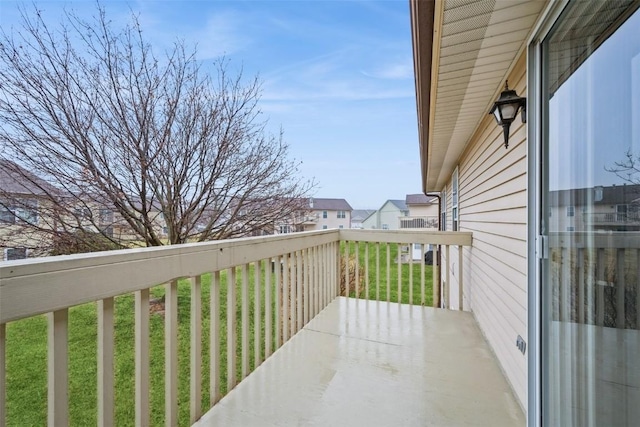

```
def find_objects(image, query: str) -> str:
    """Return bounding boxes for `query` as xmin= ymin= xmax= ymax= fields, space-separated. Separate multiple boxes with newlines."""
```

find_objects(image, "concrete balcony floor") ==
xmin=194 ymin=297 xmax=524 ymax=427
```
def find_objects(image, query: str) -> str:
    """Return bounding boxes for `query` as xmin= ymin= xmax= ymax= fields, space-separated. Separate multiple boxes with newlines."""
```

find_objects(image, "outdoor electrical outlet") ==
xmin=516 ymin=335 xmax=526 ymax=355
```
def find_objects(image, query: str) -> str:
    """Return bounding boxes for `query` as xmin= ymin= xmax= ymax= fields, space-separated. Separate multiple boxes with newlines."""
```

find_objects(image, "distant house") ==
xmin=275 ymin=198 xmax=353 ymax=233
xmin=549 ymin=184 xmax=640 ymax=232
xmin=362 ymin=200 xmax=409 ymax=230
xmin=402 ymin=194 xmax=439 ymax=229
xmin=0 ymin=160 xmax=59 ymax=259
xmin=350 ymin=209 xmax=376 ymax=229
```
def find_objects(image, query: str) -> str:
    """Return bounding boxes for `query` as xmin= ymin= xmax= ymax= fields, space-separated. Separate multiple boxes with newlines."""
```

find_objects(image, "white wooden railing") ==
xmin=550 ymin=231 xmax=640 ymax=329
xmin=398 ymin=215 xmax=438 ymax=229
xmin=0 ymin=229 xmax=472 ymax=426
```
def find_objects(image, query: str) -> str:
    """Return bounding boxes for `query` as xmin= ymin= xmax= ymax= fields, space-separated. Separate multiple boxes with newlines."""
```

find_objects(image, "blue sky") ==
xmin=0 ymin=0 xmax=421 ymax=209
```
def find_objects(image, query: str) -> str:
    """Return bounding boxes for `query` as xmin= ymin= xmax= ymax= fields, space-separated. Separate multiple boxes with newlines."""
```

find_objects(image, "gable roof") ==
xmin=405 ymin=194 xmax=437 ymax=205
xmin=387 ymin=199 xmax=408 ymax=211
xmin=0 ymin=159 xmax=60 ymax=197
xmin=351 ymin=209 xmax=376 ymax=221
xmin=308 ymin=198 xmax=352 ymax=211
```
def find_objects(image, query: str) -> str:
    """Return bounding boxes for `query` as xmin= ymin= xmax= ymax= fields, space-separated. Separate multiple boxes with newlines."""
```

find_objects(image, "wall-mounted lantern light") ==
xmin=489 ymin=81 xmax=527 ymax=149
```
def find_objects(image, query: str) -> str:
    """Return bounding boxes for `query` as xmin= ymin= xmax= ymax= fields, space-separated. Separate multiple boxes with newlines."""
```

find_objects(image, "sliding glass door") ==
xmin=541 ymin=1 xmax=640 ymax=425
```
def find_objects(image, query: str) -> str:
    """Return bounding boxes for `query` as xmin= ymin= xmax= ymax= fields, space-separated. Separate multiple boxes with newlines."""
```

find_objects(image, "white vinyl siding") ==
xmin=446 ymin=55 xmax=528 ymax=407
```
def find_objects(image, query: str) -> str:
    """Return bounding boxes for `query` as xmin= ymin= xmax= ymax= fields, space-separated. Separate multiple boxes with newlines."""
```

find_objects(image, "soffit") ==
xmin=424 ymin=0 xmax=547 ymax=191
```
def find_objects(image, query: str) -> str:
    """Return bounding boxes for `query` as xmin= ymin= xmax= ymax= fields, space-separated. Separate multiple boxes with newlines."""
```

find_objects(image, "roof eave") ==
xmin=410 ymin=0 xmax=436 ymax=194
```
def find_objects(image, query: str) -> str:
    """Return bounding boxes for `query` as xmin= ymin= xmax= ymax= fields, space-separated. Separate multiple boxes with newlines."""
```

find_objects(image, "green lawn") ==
xmin=4 ymin=243 xmax=432 ymax=426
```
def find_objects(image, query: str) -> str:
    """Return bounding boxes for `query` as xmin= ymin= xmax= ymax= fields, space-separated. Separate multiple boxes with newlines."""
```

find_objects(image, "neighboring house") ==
xmin=0 ymin=160 xmax=58 ymax=259
xmin=350 ymin=209 xmax=376 ymax=229
xmin=402 ymin=194 xmax=439 ymax=229
xmin=411 ymin=0 xmax=638 ymax=424
xmin=363 ymin=200 xmax=408 ymax=230
xmin=301 ymin=198 xmax=352 ymax=231
xmin=549 ymin=184 xmax=640 ymax=232
xmin=273 ymin=197 xmax=353 ymax=234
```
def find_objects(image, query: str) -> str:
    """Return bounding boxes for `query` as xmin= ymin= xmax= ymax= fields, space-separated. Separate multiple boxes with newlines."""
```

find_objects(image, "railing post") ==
xmin=227 ymin=268 xmax=237 ymax=390
xmin=265 ymin=261 xmax=273 ymax=358
xmin=355 ymin=241 xmax=360 ymax=299
xmin=433 ymin=245 xmax=440 ymax=308
xmin=98 ymin=297 xmax=115 ymax=427
xmin=241 ymin=264 xmax=250 ymax=379
xmin=190 ymin=276 xmax=202 ymax=423
xmin=135 ymin=289 xmax=150 ymax=427
xmin=254 ymin=261 xmax=263 ymax=367
xmin=376 ymin=243 xmax=380 ymax=301
xmin=282 ymin=254 xmax=289 ymax=343
xmin=421 ymin=244 xmax=425 ymax=305
xmin=210 ymin=272 xmax=221 ymax=405
xmin=409 ymin=244 xmax=414 ymax=304
xmin=616 ymin=249 xmax=625 ymax=328
xmin=365 ymin=243 xmax=370 ymax=300
xmin=0 ymin=323 xmax=5 ymax=427
xmin=274 ymin=257 xmax=281 ymax=348
xmin=48 ymin=309 xmax=68 ymax=427
xmin=165 ymin=280 xmax=178 ymax=427
xmin=297 ymin=251 xmax=303 ymax=331
xmin=386 ymin=244 xmax=391 ymax=302
xmin=397 ymin=243 xmax=402 ymax=303
xmin=596 ymin=248 xmax=605 ymax=326
xmin=345 ymin=241 xmax=350 ymax=297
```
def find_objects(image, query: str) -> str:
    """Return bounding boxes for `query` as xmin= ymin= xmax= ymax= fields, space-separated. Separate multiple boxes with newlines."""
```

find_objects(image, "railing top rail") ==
xmin=339 ymin=229 xmax=472 ymax=246
xmin=0 ymin=230 xmax=340 ymax=324
xmin=549 ymin=231 xmax=640 ymax=249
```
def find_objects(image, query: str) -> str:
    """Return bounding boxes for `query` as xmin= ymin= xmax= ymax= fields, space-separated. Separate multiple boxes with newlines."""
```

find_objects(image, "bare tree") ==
xmin=606 ymin=149 xmax=640 ymax=185
xmin=0 ymin=3 xmax=314 ymax=251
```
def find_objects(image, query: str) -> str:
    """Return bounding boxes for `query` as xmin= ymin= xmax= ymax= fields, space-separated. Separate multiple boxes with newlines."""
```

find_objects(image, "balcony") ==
xmin=399 ymin=215 xmax=438 ymax=230
xmin=582 ymin=212 xmax=640 ymax=229
xmin=0 ymin=229 xmax=524 ymax=426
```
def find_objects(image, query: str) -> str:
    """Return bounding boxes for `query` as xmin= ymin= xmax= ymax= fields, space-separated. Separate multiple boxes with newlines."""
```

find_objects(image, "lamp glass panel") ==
xmin=499 ymin=103 xmax=517 ymax=121
xmin=492 ymin=108 xmax=503 ymax=125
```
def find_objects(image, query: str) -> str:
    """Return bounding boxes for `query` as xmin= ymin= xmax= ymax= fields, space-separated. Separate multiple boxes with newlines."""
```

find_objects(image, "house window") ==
xmin=452 ymin=167 xmax=459 ymax=231
xmin=5 ymin=247 xmax=27 ymax=261
xmin=566 ymin=226 xmax=575 ymax=232
xmin=0 ymin=204 xmax=15 ymax=224
xmin=337 ymin=210 xmax=345 ymax=219
xmin=381 ymin=224 xmax=389 ymax=230
xmin=322 ymin=225 xmax=328 ymax=230
xmin=566 ymin=206 xmax=574 ymax=217
xmin=322 ymin=210 xmax=327 ymax=219
xmin=99 ymin=209 xmax=113 ymax=224
xmin=339 ymin=225 xmax=343 ymax=229
xmin=279 ymin=225 xmax=292 ymax=234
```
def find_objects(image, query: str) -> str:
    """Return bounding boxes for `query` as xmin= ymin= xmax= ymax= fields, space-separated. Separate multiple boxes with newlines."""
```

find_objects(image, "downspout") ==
xmin=425 ymin=192 xmax=442 ymax=308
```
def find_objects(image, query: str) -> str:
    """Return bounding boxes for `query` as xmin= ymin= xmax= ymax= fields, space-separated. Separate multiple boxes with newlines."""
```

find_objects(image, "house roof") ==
xmin=308 ymin=198 xmax=352 ymax=211
xmin=351 ymin=209 xmax=376 ymax=221
xmin=405 ymin=194 xmax=437 ymax=205
xmin=410 ymin=0 xmax=547 ymax=192
xmin=387 ymin=200 xmax=408 ymax=211
xmin=0 ymin=159 xmax=60 ymax=197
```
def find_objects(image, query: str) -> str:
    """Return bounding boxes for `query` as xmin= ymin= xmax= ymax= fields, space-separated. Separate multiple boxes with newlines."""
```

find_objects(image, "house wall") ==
xmin=442 ymin=54 xmax=528 ymax=408
xmin=407 ymin=204 xmax=438 ymax=217
xmin=378 ymin=202 xmax=404 ymax=230
xmin=361 ymin=213 xmax=378 ymax=229
xmin=309 ymin=209 xmax=351 ymax=230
